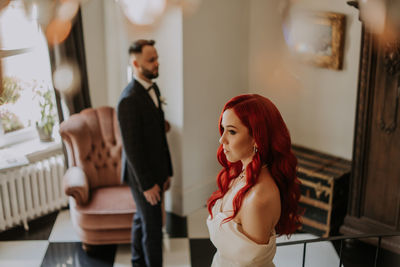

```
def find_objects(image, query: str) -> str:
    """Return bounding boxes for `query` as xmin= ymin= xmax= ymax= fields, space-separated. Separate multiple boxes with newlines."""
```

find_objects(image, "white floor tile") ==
xmin=274 ymin=234 xmax=340 ymax=267
xmin=305 ymin=242 xmax=341 ymax=267
xmin=0 ymin=241 xmax=48 ymax=267
xmin=113 ymin=239 xmax=191 ymax=267
xmin=113 ymin=244 xmax=131 ymax=267
xmin=187 ymin=207 xmax=210 ymax=238
xmin=48 ymin=209 xmax=80 ymax=242
xmin=164 ymin=238 xmax=191 ymax=267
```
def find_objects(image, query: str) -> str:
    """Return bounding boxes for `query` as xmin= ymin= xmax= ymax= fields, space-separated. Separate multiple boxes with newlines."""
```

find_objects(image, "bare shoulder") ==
xmin=246 ymin=167 xmax=281 ymax=207
xmin=237 ymin=167 xmax=281 ymax=244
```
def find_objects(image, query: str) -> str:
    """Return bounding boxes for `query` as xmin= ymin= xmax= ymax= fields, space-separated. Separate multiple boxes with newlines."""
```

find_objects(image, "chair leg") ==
xmin=82 ymin=243 xmax=111 ymax=256
xmin=82 ymin=243 xmax=96 ymax=254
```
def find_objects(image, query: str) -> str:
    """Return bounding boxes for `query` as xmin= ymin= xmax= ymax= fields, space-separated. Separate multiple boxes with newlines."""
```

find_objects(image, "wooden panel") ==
xmin=362 ymin=40 xmax=400 ymax=227
xmin=341 ymin=1 xmax=400 ymax=254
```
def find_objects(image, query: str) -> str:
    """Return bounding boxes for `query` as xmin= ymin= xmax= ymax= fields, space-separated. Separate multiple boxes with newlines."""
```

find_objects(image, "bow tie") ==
xmin=147 ymin=83 xmax=158 ymax=92
xmin=147 ymin=83 xmax=161 ymax=99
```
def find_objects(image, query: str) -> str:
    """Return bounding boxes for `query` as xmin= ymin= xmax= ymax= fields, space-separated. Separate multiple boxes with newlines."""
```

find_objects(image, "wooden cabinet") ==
xmin=340 ymin=1 xmax=400 ymax=254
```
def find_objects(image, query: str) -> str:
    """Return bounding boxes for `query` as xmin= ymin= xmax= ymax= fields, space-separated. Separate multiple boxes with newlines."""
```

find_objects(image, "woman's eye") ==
xmin=228 ymin=130 xmax=236 ymax=135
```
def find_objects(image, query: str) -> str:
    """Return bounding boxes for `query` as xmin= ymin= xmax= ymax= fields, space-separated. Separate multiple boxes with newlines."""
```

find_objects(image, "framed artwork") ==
xmin=289 ymin=12 xmax=346 ymax=70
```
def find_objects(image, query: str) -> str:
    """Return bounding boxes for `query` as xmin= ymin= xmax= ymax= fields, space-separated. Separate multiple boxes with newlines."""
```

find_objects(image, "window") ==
xmin=0 ymin=0 xmax=58 ymax=147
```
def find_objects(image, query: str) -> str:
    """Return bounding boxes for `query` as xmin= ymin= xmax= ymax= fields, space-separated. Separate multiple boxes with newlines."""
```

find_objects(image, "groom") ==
xmin=117 ymin=39 xmax=173 ymax=267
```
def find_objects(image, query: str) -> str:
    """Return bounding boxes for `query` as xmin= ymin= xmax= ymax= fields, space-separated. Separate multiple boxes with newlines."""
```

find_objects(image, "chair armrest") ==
xmin=63 ymin=167 xmax=89 ymax=205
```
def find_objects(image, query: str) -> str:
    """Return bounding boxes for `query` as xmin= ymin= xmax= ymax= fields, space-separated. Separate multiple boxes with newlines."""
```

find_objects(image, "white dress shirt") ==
xmin=135 ymin=76 xmax=159 ymax=108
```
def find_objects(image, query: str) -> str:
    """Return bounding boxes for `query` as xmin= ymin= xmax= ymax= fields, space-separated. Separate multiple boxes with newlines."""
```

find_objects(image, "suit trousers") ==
xmin=130 ymin=185 xmax=163 ymax=267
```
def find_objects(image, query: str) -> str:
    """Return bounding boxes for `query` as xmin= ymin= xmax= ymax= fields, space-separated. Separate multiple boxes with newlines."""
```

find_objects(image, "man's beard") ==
xmin=142 ymin=67 xmax=159 ymax=80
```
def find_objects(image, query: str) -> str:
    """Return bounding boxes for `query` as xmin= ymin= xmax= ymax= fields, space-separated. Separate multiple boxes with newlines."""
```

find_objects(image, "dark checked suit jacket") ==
xmin=117 ymin=79 xmax=173 ymax=192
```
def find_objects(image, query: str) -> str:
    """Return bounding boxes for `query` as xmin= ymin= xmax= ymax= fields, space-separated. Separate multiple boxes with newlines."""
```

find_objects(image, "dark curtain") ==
xmin=49 ymin=8 xmax=91 ymax=124
xmin=48 ymin=9 xmax=91 ymax=167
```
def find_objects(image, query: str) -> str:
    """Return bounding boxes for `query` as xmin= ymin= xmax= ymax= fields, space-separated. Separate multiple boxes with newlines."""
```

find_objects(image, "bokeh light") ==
xmin=359 ymin=0 xmax=386 ymax=34
xmin=56 ymin=0 xmax=79 ymax=22
xmin=172 ymin=0 xmax=201 ymax=17
xmin=24 ymin=0 xmax=80 ymax=46
xmin=282 ymin=10 xmax=321 ymax=59
xmin=52 ymin=61 xmax=80 ymax=96
xmin=0 ymin=0 xmax=10 ymax=12
xmin=46 ymin=18 xmax=72 ymax=46
xmin=117 ymin=0 xmax=166 ymax=25
xmin=24 ymin=0 xmax=57 ymax=28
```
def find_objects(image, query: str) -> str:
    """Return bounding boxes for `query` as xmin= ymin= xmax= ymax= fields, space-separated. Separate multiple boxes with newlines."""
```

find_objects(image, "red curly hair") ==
xmin=207 ymin=94 xmax=301 ymax=235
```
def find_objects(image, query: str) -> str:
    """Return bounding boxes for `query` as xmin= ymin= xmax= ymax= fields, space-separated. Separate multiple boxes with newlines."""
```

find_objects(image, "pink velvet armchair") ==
xmin=59 ymin=106 xmax=136 ymax=248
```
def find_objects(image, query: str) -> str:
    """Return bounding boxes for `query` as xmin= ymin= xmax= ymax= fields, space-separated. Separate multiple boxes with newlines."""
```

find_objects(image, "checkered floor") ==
xmin=0 ymin=208 xmax=219 ymax=267
xmin=1 ymin=207 xmax=398 ymax=267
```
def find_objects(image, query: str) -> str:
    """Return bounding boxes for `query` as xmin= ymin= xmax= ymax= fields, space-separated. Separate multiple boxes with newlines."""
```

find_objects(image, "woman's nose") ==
xmin=219 ymin=133 xmax=226 ymax=144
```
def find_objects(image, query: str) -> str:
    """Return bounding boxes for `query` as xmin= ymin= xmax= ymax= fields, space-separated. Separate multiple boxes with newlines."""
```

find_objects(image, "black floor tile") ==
xmin=41 ymin=242 xmax=117 ymax=267
xmin=166 ymin=212 xmax=187 ymax=238
xmin=190 ymin=238 xmax=216 ymax=267
xmin=332 ymin=239 xmax=400 ymax=267
xmin=0 ymin=211 xmax=59 ymax=241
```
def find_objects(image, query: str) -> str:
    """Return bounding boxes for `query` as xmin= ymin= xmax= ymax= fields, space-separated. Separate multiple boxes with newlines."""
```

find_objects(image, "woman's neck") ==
xmin=241 ymin=160 xmax=250 ymax=170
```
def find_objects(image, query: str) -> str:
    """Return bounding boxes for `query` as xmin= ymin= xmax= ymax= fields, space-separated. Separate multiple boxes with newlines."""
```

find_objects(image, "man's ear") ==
xmin=133 ymin=59 xmax=139 ymax=68
xmin=130 ymin=54 xmax=139 ymax=68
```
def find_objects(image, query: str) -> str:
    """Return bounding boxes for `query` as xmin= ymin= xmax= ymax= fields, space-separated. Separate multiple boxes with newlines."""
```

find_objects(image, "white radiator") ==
xmin=0 ymin=153 xmax=68 ymax=231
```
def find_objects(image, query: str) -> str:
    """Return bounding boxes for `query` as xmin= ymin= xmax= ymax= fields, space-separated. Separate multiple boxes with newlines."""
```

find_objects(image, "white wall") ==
xmin=181 ymin=0 xmax=249 ymax=214
xmin=80 ymin=0 xmax=362 ymax=215
xmin=248 ymin=0 xmax=361 ymax=159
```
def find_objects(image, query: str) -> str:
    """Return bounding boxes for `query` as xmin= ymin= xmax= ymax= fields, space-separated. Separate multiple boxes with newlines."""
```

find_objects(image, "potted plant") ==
xmin=35 ymin=89 xmax=57 ymax=142
xmin=0 ymin=77 xmax=24 ymax=134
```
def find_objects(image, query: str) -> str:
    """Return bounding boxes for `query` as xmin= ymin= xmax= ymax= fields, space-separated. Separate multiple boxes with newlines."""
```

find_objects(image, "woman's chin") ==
xmin=225 ymin=155 xmax=236 ymax=163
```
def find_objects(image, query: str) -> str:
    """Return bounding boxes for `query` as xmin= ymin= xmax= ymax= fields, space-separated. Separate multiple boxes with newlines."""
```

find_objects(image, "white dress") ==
xmin=206 ymin=179 xmax=276 ymax=267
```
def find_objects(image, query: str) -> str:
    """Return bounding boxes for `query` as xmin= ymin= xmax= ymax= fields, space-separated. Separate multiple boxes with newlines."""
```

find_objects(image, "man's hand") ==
xmin=163 ymin=177 xmax=172 ymax=191
xmin=143 ymin=184 xmax=161 ymax=206
xmin=165 ymin=120 xmax=171 ymax=133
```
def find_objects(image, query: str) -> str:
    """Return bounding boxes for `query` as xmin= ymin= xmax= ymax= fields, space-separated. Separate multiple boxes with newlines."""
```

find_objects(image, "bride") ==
xmin=207 ymin=94 xmax=301 ymax=267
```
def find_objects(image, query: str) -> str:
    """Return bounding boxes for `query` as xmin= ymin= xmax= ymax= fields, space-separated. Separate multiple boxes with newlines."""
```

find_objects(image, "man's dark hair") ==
xmin=129 ymin=39 xmax=156 ymax=55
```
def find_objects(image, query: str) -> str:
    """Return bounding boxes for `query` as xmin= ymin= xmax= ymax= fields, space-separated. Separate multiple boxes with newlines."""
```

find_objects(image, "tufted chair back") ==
xmin=59 ymin=106 xmax=123 ymax=189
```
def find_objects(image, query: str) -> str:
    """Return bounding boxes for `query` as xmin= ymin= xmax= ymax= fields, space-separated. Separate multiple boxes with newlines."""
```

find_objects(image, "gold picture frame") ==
xmin=291 ymin=12 xmax=346 ymax=70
